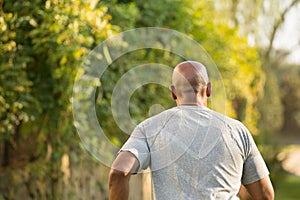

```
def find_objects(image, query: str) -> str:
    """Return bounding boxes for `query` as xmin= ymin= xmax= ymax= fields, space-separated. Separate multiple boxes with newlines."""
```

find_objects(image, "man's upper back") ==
xmin=121 ymin=106 xmax=269 ymax=199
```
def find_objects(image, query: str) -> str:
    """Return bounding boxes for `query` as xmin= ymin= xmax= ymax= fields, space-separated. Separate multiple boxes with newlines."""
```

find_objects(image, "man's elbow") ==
xmin=263 ymin=187 xmax=275 ymax=200
xmin=109 ymin=169 xmax=125 ymax=181
xmin=108 ymin=169 xmax=129 ymax=188
xmin=255 ymin=186 xmax=274 ymax=200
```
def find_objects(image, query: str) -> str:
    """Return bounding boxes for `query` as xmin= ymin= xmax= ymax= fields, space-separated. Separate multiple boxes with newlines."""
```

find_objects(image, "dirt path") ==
xmin=279 ymin=147 xmax=300 ymax=177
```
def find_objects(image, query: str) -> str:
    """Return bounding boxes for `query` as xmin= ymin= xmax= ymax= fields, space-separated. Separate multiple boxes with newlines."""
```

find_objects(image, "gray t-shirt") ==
xmin=121 ymin=106 xmax=269 ymax=199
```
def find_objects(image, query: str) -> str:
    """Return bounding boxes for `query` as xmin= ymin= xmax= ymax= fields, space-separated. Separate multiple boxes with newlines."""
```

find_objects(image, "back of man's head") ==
xmin=172 ymin=61 xmax=209 ymax=98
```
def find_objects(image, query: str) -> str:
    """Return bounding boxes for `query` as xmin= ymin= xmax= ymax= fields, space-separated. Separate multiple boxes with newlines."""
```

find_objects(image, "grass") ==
xmin=275 ymin=173 xmax=300 ymax=200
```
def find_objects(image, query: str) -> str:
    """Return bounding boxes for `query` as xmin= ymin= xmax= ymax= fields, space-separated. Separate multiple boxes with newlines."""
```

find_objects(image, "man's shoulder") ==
xmin=139 ymin=107 xmax=178 ymax=128
xmin=138 ymin=106 xmax=249 ymax=134
xmin=208 ymin=109 xmax=250 ymax=137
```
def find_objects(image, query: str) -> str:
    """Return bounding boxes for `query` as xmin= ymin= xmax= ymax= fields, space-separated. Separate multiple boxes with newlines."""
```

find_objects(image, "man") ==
xmin=109 ymin=61 xmax=274 ymax=199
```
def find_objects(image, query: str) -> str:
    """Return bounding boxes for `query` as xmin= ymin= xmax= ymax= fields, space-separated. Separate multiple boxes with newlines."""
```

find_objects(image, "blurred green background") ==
xmin=0 ymin=0 xmax=300 ymax=199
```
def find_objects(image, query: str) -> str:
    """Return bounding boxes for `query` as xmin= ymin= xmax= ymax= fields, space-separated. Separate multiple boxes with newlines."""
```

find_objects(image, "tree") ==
xmin=214 ymin=0 xmax=300 ymax=134
xmin=278 ymin=64 xmax=300 ymax=136
xmin=0 ymin=0 xmax=115 ymax=198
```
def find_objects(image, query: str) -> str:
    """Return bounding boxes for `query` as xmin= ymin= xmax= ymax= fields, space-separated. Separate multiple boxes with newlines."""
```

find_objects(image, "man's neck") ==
xmin=176 ymin=99 xmax=207 ymax=107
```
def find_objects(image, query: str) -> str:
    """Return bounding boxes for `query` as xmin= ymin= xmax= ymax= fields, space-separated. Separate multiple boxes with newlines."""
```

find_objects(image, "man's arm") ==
xmin=239 ymin=176 xmax=274 ymax=200
xmin=108 ymin=151 xmax=139 ymax=200
xmin=238 ymin=184 xmax=253 ymax=200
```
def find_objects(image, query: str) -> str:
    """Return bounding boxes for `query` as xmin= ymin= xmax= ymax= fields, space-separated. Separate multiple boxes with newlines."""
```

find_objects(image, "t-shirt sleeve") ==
xmin=242 ymin=129 xmax=270 ymax=185
xmin=119 ymin=124 xmax=150 ymax=172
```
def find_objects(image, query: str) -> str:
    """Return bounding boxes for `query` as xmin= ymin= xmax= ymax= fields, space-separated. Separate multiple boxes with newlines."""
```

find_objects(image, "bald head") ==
xmin=173 ymin=61 xmax=209 ymax=84
xmin=171 ymin=61 xmax=209 ymax=98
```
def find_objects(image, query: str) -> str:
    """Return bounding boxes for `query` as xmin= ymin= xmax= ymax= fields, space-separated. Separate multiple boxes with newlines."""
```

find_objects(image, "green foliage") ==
xmin=108 ymin=2 xmax=140 ymax=29
xmin=0 ymin=0 xmax=114 ymax=144
xmin=0 ymin=0 xmax=115 ymax=197
xmin=0 ymin=5 xmax=38 ymax=138
xmin=106 ymin=0 xmax=193 ymax=32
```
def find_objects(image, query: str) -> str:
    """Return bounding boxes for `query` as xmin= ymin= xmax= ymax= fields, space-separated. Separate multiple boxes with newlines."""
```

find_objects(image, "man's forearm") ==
xmin=238 ymin=184 xmax=253 ymax=200
xmin=243 ymin=177 xmax=274 ymax=200
xmin=109 ymin=170 xmax=130 ymax=200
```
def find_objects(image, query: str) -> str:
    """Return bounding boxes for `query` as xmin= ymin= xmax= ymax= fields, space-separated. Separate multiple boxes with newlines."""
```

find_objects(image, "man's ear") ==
xmin=170 ymin=85 xmax=177 ymax=100
xmin=206 ymin=82 xmax=212 ymax=97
